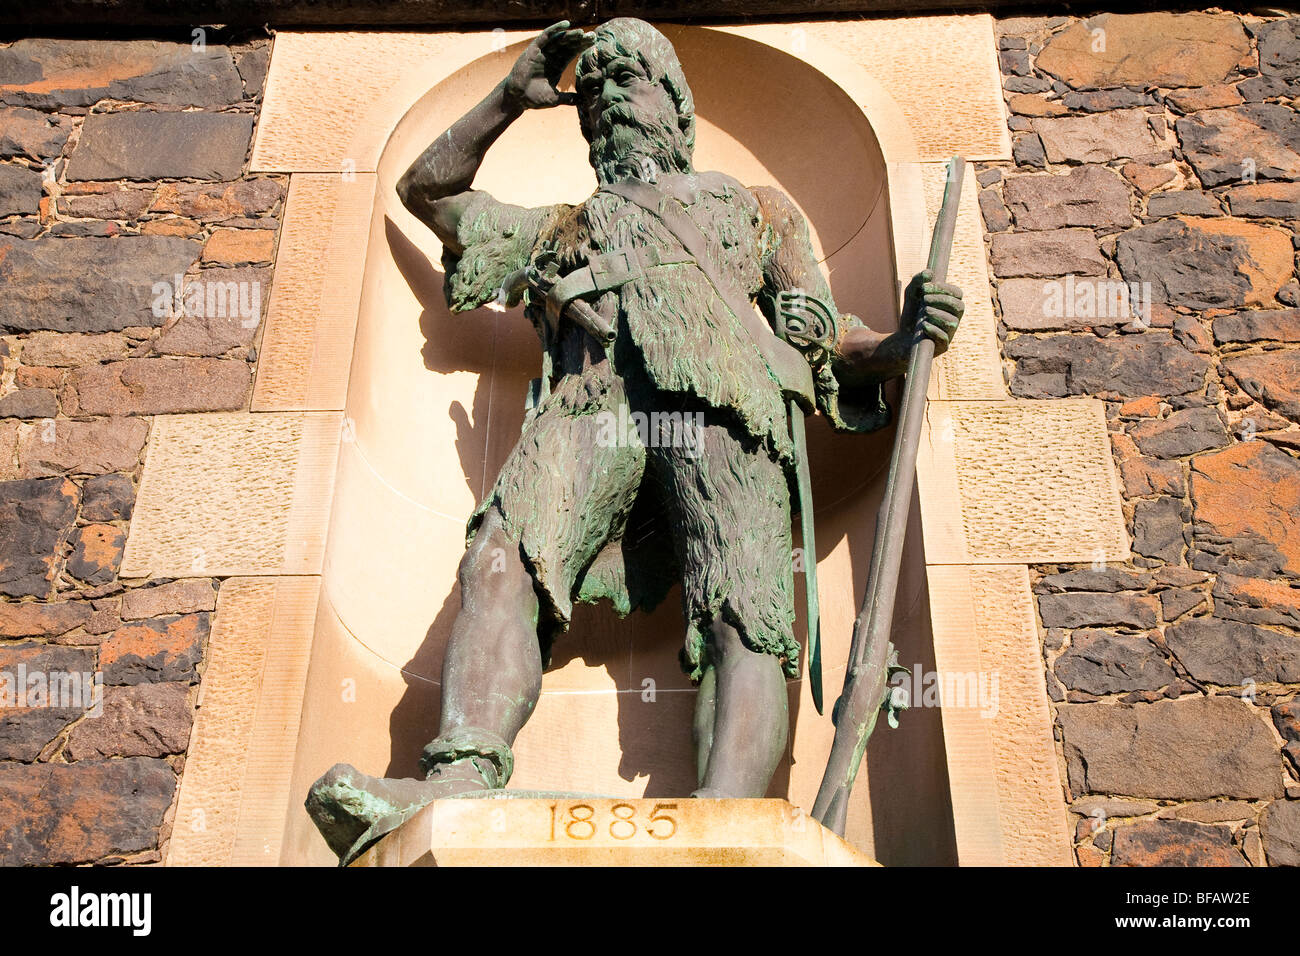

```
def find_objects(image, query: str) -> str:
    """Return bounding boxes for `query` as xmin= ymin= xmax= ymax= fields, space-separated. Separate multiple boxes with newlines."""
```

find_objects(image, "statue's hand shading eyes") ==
xmin=504 ymin=20 xmax=595 ymax=112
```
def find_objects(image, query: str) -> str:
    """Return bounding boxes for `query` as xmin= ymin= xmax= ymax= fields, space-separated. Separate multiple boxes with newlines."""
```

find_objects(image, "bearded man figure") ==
xmin=306 ymin=17 xmax=963 ymax=864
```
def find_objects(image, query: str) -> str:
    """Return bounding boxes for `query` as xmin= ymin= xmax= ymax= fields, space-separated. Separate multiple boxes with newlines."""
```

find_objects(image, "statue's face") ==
xmin=577 ymin=55 xmax=678 ymax=147
xmin=576 ymin=40 xmax=693 ymax=184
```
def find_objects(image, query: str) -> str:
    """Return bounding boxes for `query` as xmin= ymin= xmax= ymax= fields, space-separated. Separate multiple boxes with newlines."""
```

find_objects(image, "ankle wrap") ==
xmin=419 ymin=727 xmax=514 ymax=788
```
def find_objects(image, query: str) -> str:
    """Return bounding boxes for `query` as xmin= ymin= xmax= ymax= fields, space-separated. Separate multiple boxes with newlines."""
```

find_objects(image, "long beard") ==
xmin=589 ymin=104 xmax=692 ymax=186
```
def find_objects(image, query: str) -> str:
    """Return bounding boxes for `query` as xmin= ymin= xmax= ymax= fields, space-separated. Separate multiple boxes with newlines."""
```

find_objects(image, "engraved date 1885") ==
xmin=548 ymin=803 xmax=679 ymax=841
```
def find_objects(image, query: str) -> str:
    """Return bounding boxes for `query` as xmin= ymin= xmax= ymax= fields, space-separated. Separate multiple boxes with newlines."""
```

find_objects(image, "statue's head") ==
xmin=574 ymin=18 xmax=696 ymax=184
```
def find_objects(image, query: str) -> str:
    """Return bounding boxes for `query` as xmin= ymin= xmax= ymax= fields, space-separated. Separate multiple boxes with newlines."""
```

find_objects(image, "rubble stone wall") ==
xmin=0 ymin=30 xmax=283 ymax=865
xmin=982 ymin=11 xmax=1300 ymax=866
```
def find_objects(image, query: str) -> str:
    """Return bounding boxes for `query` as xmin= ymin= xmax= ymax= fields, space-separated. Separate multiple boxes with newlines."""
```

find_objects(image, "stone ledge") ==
xmin=0 ymin=1 xmax=1020 ymax=28
xmin=350 ymin=797 xmax=878 ymax=866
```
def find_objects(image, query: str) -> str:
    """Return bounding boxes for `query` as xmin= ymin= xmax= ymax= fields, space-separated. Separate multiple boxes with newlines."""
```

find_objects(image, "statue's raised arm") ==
xmin=396 ymin=21 xmax=594 ymax=251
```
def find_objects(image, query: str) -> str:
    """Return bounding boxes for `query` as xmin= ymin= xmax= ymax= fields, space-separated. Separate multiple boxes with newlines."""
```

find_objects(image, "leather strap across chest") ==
xmin=545 ymin=243 xmax=692 ymax=332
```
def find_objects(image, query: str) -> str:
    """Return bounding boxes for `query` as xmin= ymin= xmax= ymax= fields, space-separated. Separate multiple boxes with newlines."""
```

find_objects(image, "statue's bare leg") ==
xmin=431 ymin=505 xmax=542 ymax=776
xmin=692 ymin=620 xmax=788 ymax=798
xmin=306 ymin=506 xmax=543 ymax=861
xmin=692 ymin=663 xmax=717 ymax=787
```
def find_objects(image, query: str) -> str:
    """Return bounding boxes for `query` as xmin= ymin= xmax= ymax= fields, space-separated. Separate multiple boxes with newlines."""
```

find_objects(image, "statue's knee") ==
xmin=707 ymin=618 xmax=747 ymax=661
xmin=707 ymin=619 xmax=785 ymax=678
xmin=457 ymin=537 xmax=491 ymax=585
xmin=460 ymin=512 xmax=530 ymax=599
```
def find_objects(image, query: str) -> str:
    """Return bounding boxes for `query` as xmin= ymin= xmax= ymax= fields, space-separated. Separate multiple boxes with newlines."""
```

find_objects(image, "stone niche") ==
xmin=275 ymin=24 xmax=958 ymax=866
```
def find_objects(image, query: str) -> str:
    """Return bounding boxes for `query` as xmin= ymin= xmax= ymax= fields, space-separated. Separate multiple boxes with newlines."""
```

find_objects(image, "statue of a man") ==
xmin=307 ymin=17 xmax=962 ymax=863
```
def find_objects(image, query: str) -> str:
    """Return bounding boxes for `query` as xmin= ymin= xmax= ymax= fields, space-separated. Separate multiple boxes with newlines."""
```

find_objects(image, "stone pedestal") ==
xmin=350 ymin=797 xmax=878 ymax=867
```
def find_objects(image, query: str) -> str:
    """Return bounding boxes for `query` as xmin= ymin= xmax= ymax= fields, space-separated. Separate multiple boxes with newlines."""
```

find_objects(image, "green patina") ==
xmin=306 ymin=17 xmax=962 ymax=859
xmin=450 ymin=168 xmax=888 ymax=680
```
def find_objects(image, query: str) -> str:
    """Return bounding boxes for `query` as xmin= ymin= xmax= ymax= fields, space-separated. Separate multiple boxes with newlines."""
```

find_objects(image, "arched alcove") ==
xmin=279 ymin=23 xmax=957 ymax=866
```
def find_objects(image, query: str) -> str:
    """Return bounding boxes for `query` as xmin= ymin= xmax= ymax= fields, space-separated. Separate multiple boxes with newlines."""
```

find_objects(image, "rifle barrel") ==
xmin=812 ymin=157 xmax=966 ymax=837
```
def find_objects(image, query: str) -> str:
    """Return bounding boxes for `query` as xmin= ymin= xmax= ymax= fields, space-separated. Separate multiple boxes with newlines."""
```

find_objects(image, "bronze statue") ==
xmin=306 ymin=17 xmax=962 ymax=864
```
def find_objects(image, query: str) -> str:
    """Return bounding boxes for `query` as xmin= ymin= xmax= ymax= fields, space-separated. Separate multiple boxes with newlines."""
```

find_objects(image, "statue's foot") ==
xmin=306 ymin=762 xmax=489 ymax=865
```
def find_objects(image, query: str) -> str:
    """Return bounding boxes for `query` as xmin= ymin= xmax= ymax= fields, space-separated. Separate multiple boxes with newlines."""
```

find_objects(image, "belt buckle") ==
xmin=589 ymin=248 xmax=637 ymax=289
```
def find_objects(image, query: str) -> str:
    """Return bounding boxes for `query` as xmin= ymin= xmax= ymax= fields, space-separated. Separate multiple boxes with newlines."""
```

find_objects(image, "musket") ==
xmin=811 ymin=156 xmax=966 ymax=837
